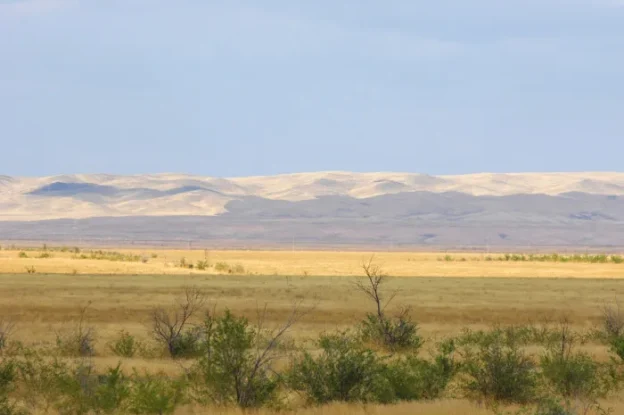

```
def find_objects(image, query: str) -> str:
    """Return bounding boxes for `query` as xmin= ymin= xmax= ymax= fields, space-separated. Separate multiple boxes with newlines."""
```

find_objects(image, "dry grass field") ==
xmin=1 ymin=247 xmax=624 ymax=278
xmin=2 ymin=247 xmax=624 ymax=413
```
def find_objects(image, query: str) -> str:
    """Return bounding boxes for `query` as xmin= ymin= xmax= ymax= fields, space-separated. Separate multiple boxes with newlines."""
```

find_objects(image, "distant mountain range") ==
xmin=1 ymin=172 xmax=623 ymax=249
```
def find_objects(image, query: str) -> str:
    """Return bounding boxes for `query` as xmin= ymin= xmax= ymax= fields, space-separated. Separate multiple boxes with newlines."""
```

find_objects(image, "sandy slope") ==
xmin=1 ymin=171 xmax=623 ymax=220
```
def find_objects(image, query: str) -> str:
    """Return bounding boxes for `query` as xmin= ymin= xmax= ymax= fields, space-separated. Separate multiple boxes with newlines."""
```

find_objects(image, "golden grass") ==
xmin=2 ymin=248 xmax=624 ymax=277
xmin=3 ymin=248 xmax=624 ymax=414
xmin=2 ymin=272 xmax=623 ymax=353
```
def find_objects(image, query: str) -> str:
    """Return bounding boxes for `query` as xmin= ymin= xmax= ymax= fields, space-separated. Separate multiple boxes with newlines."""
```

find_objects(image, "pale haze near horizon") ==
xmin=0 ymin=0 xmax=623 ymax=178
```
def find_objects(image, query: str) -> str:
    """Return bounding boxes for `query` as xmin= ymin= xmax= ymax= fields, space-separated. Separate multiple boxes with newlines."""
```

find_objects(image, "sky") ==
xmin=1 ymin=0 xmax=623 ymax=177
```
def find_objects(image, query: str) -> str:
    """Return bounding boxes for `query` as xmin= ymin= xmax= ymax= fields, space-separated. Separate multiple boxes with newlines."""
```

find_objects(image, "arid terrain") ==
xmin=2 ymin=248 xmax=624 ymax=278
xmin=2 ymin=247 xmax=624 ymax=413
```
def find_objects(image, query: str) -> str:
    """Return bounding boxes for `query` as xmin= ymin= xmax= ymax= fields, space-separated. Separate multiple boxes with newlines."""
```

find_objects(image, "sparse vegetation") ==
xmin=1 ymin=251 xmax=624 ymax=413
xmin=355 ymin=258 xmax=422 ymax=351
xmin=439 ymin=253 xmax=624 ymax=264
xmin=72 ymin=250 xmax=142 ymax=262
xmin=110 ymin=330 xmax=141 ymax=358
xmin=151 ymin=287 xmax=206 ymax=358
xmin=214 ymin=262 xmax=245 ymax=275
xmin=55 ymin=303 xmax=96 ymax=357
xmin=195 ymin=260 xmax=208 ymax=271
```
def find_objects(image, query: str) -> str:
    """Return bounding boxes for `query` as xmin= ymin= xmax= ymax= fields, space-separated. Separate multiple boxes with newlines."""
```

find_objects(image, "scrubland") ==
xmin=1 ymin=247 xmax=624 ymax=414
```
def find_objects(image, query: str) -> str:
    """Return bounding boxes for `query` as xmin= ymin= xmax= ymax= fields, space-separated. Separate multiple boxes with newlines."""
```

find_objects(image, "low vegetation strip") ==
xmin=439 ymin=253 xmax=624 ymax=264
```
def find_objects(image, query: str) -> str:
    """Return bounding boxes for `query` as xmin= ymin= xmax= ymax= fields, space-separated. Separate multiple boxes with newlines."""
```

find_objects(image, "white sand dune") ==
xmin=1 ymin=171 xmax=624 ymax=221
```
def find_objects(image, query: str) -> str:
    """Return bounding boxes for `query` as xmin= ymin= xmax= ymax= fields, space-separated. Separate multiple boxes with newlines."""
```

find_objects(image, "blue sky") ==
xmin=1 ymin=0 xmax=623 ymax=177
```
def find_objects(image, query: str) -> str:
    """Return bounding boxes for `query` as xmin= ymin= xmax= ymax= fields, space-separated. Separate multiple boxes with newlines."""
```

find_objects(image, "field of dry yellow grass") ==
xmin=2 ymin=247 xmax=624 ymax=278
xmin=2 ymin=247 xmax=624 ymax=413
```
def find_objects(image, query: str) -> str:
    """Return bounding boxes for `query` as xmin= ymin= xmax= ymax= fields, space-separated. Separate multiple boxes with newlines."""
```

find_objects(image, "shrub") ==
xmin=25 ymin=266 xmax=36 ymax=274
xmin=193 ymin=309 xmax=295 ymax=408
xmin=359 ymin=311 xmax=423 ymax=352
xmin=231 ymin=264 xmax=245 ymax=274
xmin=602 ymin=300 xmax=624 ymax=339
xmin=196 ymin=260 xmax=208 ymax=271
xmin=127 ymin=372 xmax=185 ymax=415
xmin=213 ymin=262 xmax=245 ymax=274
xmin=18 ymin=252 xmax=28 ymax=259
xmin=355 ymin=258 xmax=422 ymax=351
xmin=0 ymin=319 xmax=16 ymax=354
xmin=0 ymin=358 xmax=24 ymax=415
xmin=91 ymin=364 xmax=130 ymax=414
xmin=168 ymin=327 xmax=203 ymax=358
xmin=56 ymin=304 xmax=96 ymax=357
xmin=110 ymin=330 xmax=140 ymax=358
xmin=610 ymin=335 xmax=624 ymax=362
xmin=460 ymin=336 xmax=537 ymax=405
xmin=37 ymin=252 xmax=52 ymax=259
xmin=288 ymin=332 xmax=391 ymax=404
xmin=612 ymin=255 xmax=624 ymax=264
xmin=540 ymin=321 xmax=614 ymax=403
xmin=540 ymin=351 xmax=604 ymax=401
xmin=151 ymin=287 xmax=206 ymax=358
xmin=383 ymin=340 xmax=456 ymax=401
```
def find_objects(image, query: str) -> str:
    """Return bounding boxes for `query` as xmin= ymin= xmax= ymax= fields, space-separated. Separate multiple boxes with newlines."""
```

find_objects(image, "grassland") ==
xmin=2 ymin=247 xmax=624 ymax=413
xmin=2 ymin=247 xmax=624 ymax=278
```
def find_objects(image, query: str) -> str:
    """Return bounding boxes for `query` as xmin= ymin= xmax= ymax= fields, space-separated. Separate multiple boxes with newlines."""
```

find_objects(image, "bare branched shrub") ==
xmin=355 ymin=257 xmax=422 ymax=351
xmin=151 ymin=286 xmax=206 ymax=358
xmin=0 ymin=318 xmax=16 ymax=354
xmin=56 ymin=303 xmax=96 ymax=357
xmin=602 ymin=298 xmax=624 ymax=339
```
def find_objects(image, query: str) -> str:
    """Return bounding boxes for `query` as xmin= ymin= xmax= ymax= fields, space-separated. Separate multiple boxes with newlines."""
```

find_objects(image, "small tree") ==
xmin=355 ymin=257 xmax=422 ymax=351
xmin=151 ymin=287 xmax=206 ymax=358
xmin=194 ymin=303 xmax=308 ymax=408
xmin=540 ymin=320 xmax=615 ymax=413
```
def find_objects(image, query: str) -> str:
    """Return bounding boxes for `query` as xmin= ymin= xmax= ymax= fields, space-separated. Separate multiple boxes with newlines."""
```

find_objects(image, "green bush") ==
xmin=168 ymin=327 xmax=203 ymax=359
xmin=383 ymin=340 xmax=456 ymax=401
xmin=92 ymin=364 xmax=130 ymax=414
xmin=288 ymin=332 xmax=390 ymax=404
xmin=540 ymin=323 xmax=615 ymax=404
xmin=17 ymin=252 xmax=28 ymax=259
xmin=127 ymin=372 xmax=185 ymax=415
xmin=56 ymin=327 xmax=95 ymax=358
xmin=0 ymin=358 xmax=25 ymax=415
xmin=609 ymin=335 xmax=624 ymax=362
xmin=195 ymin=260 xmax=208 ymax=271
xmin=109 ymin=330 xmax=140 ymax=358
xmin=193 ymin=310 xmax=280 ymax=408
xmin=540 ymin=350 xmax=603 ymax=400
xmin=359 ymin=312 xmax=423 ymax=352
xmin=460 ymin=336 xmax=537 ymax=405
